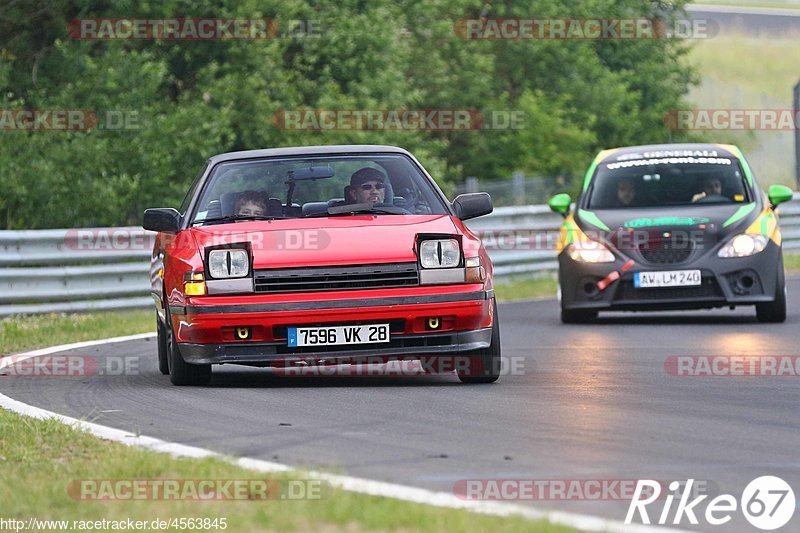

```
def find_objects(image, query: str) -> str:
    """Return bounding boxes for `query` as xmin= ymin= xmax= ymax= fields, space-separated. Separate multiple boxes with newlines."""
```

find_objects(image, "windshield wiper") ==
xmin=195 ymin=214 xmax=287 ymax=225
xmin=304 ymin=203 xmax=407 ymax=218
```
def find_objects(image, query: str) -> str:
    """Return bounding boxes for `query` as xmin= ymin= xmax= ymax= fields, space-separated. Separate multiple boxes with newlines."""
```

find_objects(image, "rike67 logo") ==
xmin=626 ymin=476 xmax=795 ymax=530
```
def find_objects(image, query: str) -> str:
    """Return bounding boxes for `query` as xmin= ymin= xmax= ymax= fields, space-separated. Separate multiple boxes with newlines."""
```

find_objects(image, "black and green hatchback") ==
xmin=548 ymin=144 xmax=793 ymax=323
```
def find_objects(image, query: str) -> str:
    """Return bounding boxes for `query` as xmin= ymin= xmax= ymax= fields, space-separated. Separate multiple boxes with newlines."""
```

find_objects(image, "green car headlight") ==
xmin=718 ymin=234 xmax=768 ymax=258
xmin=566 ymin=240 xmax=615 ymax=263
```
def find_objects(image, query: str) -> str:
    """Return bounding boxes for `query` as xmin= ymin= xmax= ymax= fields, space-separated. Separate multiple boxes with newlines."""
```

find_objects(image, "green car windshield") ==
xmin=587 ymin=156 xmax=752 ymax=209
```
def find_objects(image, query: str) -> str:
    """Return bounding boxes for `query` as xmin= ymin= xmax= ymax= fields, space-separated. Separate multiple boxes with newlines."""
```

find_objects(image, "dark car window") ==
xmin=587 ymin=156 xmax=751 ymax=209
xmin=190 ymin=155 xmax=448 ymax=222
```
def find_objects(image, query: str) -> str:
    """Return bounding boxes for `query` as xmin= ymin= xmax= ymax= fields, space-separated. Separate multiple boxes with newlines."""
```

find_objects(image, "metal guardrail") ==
xmin=2 ymin=194 xmax=800 ymax=316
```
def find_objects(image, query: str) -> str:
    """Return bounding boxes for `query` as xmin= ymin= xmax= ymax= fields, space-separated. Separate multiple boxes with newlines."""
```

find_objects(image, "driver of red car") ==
xmin=346 ymin=168 xmax=387 ymax=204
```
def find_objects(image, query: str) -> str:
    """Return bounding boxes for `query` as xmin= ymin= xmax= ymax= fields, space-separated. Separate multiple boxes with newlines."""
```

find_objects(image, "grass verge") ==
xmin=0 ymin=410 xmax=571 ymax=533
xmin=693 ymin=0 xmax=800 ymax=10
xmin=686 ymin=28 xmax=800 ymax=187
xmin=688 ymin=30 xmax=800 ymax=103
xmin=1 ymin=309 xmax=154 ymax=354
xmin=494 ymin=276 xmax=558 ymax=302
xmin=784 ymin=252 xmax=800 ymax=273
xmin=0 ymin=309 xmax=574 ymax=532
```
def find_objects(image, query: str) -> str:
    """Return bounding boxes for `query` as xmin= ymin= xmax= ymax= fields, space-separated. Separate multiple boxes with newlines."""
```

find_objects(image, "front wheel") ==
xmin=756 ymin=265 xmax=786 ymax=323
xmin=166 ymin=311 xmax=211 ymax=386
xmin=457 ymin=300 xmax=501 ymax=384
xmin=156 ymin=315 xmax=169 ymax=375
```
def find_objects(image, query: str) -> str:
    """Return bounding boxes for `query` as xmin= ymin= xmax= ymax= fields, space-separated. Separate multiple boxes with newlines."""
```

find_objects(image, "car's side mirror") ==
xmin=452 ymin=193 xmax=493 ymax=220
xmin=548 ymin=193 xmax=572 ymax=217
xmin=143 ymin=208 xmax=181 ymax=234
xmin=767 ymin=184 xmax=794 ymax=208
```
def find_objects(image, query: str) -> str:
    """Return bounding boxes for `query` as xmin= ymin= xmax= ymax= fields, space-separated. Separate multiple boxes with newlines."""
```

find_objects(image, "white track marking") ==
xmin=1 ymin=332 xmax=157 ymax=368
xmin=0 ymin=334 xmax=690 ymax=533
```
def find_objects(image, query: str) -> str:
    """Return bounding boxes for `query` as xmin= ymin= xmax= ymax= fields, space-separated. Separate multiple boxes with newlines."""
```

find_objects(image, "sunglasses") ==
xmin=360 ymin=182 xmax=386 ymax=191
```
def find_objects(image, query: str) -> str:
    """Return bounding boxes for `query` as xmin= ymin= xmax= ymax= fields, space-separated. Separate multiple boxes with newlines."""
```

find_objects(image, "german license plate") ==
xmin=287 ymin=324 xmax=390 ymax=347
xmin=634 ymin=270 xmax=702 ymax=288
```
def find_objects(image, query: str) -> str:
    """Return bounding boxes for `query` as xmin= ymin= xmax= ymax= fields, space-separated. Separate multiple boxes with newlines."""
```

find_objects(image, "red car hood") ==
xmin=188 ymin=215 xmax=459 ymax=269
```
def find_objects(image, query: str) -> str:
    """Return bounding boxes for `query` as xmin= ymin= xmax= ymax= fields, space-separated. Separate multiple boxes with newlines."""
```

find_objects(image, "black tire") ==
xmin=165 ymin=309 xmax=211 ymax=386
xmin=756 ymin=263 xmax=786 ymax=323
xmin=156 ymin=314 xmax=169 ymax=375
xmin=560 ymin=308 xmax=598 ymax=324
xmin=457 ymin=300 xmax=501 ymax=384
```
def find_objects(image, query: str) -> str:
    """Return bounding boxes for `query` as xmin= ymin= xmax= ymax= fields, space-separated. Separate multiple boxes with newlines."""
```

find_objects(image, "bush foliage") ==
xmin=0 ymin=0 xmax=695 ymax=228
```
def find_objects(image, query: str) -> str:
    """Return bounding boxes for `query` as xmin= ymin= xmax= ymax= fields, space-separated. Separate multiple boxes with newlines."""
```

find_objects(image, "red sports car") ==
xmin=144 ymin=145 xmax=500 ymax=385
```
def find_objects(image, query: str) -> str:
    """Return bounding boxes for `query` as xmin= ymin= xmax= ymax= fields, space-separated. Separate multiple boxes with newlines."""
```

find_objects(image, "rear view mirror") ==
xmin=143 ymin=208 xmax=181 ymax=233
xmin=452 ymin=193 xmax=493 ymax=220
xmin=767 ymin=184 xmax=793 ymax=207
xmin=288 ymin=166 xmax=336 ymax=181
xmin=548 ymin=193 xmax=572 ymax=217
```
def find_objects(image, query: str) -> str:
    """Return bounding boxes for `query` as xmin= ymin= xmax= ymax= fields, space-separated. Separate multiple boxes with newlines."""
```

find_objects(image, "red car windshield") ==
xmin=191 ymin=154 xmax=449 ymax=223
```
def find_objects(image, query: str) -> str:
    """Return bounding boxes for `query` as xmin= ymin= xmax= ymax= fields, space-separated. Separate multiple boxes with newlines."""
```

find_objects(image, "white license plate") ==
xmin=634 ymin=270 xmax=702 ymax=288
xmin=287 ymin=324 xmax=390 ymax=347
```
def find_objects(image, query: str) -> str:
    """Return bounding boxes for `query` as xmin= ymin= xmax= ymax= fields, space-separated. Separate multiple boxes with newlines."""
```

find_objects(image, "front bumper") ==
xmin=179 ymin=328 xmax=492 ymax=365
xmin=559 ymin=242 xmax=782 ymax=312
xmin=169 ymin=286 xmax=495 ymax=364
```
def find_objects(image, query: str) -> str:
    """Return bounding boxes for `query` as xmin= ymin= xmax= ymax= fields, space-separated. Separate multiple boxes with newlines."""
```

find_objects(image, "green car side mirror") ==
xmin=767 ymin=184 xmax=794 ymax=208
xmin=548 ymin=193 xmax=572 ymax=217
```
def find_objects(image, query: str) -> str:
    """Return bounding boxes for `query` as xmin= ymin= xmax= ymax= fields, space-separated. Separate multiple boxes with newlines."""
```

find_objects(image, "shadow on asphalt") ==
xmin=587 ymin=313 xmax=782 ymax=325
xmin=205 ymin=368 xmax=465 ymax=388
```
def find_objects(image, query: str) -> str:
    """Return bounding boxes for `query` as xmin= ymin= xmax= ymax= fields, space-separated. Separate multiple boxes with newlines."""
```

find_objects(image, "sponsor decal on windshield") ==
xmin=606 ymin=156 xmax=731 ymax=170
xmin=623 ymin=217 xmax=710 ymax=228
xmin=615 ymin=149 xmax=719 ymax=161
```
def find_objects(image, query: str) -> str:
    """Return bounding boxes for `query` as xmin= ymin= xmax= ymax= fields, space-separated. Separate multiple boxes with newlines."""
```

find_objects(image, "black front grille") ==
xmin=637 ymin=237 xmax=694 ymax=265
xmin=253 ymin=263 xmax=419 ymax=293
xmin=614 ymin=274 xmax=723 ymax=302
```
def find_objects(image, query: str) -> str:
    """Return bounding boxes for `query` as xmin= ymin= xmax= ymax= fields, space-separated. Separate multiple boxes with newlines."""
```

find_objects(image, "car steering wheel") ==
xmin=696 ymin=193 xmax=728 ymax=203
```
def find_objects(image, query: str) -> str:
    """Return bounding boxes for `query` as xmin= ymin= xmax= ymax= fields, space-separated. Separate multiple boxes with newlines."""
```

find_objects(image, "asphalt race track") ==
xmin=3 ymin=278 xmax=800 ymax=532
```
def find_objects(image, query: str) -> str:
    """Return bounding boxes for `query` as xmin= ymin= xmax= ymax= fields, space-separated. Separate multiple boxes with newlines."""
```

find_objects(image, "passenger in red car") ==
xmin=346 ymin=168 xmax=386 ymax=204
xmin=236 ymin=191 xmax=267 ymax=217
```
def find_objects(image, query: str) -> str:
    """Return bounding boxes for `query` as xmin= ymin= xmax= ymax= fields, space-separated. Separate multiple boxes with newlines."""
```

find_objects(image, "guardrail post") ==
xmin=794 ymin=80 xmax=800 ymax=189
xmin=512 ymin=172 xmax=525 ymax=205
xmin=466 ymin=176 xmax=479 ymax=194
